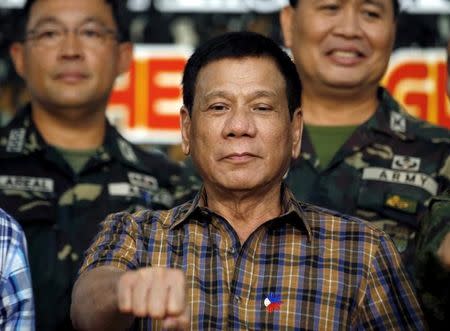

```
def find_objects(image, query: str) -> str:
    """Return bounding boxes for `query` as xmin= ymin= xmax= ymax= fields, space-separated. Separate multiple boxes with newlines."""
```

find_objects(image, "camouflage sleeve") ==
xmin=78 ymin=211 xmax=142 ymax=275
xmin=414 ymin=192 xmax=450 ymax=326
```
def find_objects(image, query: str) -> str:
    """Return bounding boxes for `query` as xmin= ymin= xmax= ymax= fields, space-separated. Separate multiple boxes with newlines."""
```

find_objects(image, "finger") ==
xmin=166 ymin=269 xmax=186 ymax=316
xmin=117 ymin=272 xmax=134 ymax=312
xmin=162 ymin=306 xmax=190 ymax=331
xmin=132 ymin=271 xmax=152 ymax=317
xmin=147 ymin=269 xmax=169 ymax=319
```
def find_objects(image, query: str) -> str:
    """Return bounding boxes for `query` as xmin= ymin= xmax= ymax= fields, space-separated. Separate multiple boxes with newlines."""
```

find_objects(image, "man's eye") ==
xmin=254 ymin=105 xmax=272 ymax=112
xmin=37 ymin=30 xmax=61 ymax=39
xmin=209 ymin=104 xmax=228 ymax=112
xmin=80 ymin=28 xmax=102 ymax=38
xmin=320 ymin=4 xmax=339 ymax=11
xmin=363 ymin=10 xmax=381 ymax=19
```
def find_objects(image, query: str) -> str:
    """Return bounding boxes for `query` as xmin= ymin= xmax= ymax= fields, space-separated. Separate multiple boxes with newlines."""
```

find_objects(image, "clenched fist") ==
xmin=117 ymin=267 xmax=189 ymax=330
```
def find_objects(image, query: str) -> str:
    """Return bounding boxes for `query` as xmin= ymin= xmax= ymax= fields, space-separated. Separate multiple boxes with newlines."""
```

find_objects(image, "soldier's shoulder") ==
xmin=404 ymin=115 xmax=450 ymax=144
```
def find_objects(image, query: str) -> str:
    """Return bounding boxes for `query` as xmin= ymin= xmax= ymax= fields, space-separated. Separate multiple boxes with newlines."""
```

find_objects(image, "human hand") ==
xmin=437 ymin=232 xmax=450 ymax=271
xmin=117 ymin=267 xmax=189 ymax=330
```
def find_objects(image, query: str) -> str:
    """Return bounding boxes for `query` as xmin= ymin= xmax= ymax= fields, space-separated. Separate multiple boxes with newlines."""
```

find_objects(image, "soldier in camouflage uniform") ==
xmin=280 ymin=0 xmax=449 ymax=323
xmin=0 ymin=0 xmax=185 ymax=330
xmin=413 ymin=40 xmax=450 ymax=330
xmin=415 ymin=191 xmax=450 ymax=329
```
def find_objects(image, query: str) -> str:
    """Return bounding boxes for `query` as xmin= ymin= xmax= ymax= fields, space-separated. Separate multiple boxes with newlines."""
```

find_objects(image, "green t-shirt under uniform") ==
xmin=54 ymin=147 xmax=97 ymax=174
xmin=306 ymin=124 xmax=358 ymax=169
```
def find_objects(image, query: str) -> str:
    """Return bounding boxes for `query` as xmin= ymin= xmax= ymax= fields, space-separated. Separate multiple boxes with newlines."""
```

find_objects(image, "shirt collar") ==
xmin=170 ymin=183 xmax=312 ymax=240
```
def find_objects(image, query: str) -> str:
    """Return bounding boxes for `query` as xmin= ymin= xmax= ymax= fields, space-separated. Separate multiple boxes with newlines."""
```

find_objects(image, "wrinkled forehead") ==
xmin=194 ymin=57 xmax=287 ymax=99
xmin=27 ymin=0 xmax=115 ymax=28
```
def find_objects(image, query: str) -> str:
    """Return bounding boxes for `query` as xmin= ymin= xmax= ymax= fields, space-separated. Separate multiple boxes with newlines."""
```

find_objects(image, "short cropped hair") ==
xmin=17 ymin=0 xmax=130 ymax=42
xmin=288 ymin=0 xmax=400 ymax=18
xmin=182 ymin=31 xmax=302 ymax=119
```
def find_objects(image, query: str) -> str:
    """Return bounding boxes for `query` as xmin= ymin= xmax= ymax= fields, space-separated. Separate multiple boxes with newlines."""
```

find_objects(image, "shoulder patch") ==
xmin=6 ymin=128 xmax=26 ymax=153
xmin=118 ymin=139 xmax=138 ymax=164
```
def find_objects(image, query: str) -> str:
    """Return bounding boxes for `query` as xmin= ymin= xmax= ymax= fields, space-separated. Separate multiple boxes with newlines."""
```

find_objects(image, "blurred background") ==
xmin=0 ymin=0 xmax=449 ymax=159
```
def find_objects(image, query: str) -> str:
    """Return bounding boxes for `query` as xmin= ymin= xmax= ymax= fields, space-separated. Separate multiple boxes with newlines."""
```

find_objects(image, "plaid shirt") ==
xmin=0 ymin=209 xmax=35 ymax=331
xmin=80 ymin=186 xmax=425 ymax=330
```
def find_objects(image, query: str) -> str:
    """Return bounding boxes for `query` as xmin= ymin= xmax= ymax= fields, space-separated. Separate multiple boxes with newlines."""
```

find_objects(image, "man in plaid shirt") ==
xmin=71 ymin=32 xmax=425 ymax=330
xmin=0 ymin=208 xmax=35 ymax=330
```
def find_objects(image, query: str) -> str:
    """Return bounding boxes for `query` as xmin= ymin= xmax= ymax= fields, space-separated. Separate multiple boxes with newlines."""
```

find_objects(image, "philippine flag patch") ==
xmin=264 ymin=293 xmax=283 ymax=312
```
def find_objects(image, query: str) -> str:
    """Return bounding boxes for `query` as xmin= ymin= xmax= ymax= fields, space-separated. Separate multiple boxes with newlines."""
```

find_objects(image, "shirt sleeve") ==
xmin=0 ymin=219 xmax=35 ymax=331
xmin=355 ymin=234 xmax=426 ymax=330
xmin=79 ymin=211 xmax=143 ymax=275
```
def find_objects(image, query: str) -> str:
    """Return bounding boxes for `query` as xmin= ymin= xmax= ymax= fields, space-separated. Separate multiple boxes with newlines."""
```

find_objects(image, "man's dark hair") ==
xmin=288 ymin=0 xmax=400 ymax=18
xmin=182 ymin=31 xmax=302 ymax=119
xmin=17 ymin=0 xmax=130 ymax=42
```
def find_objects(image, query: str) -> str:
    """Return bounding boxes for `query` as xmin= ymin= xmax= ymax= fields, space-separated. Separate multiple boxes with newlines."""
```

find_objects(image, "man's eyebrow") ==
xmin=80 ymin=17 xmax=111 ymax=27
xmin=28 ymin=16 xmax=111 ymax=30
xmin=204 ymin=90 xmax=232 ymax=100
xmin=250 ymin=90 xmax=278 ymax=99
xmin=363 ymin=0 xmax=386 ymax=10
xmin=203 ymin=90 xmax=278 ymax=100
xmin=28 ymin=17 xmax=61 ymax=30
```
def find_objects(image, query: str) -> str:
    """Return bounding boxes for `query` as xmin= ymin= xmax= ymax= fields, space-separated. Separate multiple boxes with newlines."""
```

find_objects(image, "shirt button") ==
xmin=228 ymin=247 xmax=236 ymax=255
xmin=234 ymin=295 xmax=241 ymax=304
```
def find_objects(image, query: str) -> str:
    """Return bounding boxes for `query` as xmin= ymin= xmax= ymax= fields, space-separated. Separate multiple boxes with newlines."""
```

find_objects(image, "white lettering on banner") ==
xmin=362 ymin=167 xmax=438 ymax=195
xmin=128 ymin=172 xmax=159 ymax=191
xmin=0 ymin=176 xmax=54 ymax=193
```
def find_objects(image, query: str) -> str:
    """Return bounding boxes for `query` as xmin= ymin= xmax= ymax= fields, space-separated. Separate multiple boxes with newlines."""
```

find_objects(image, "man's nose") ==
xmin=58 ymin=30 xmax=84 ymax=59
xmin=222 ymin=107 xmax=257 ymax=138
xmin=333 ymin=7 xmax=364 ymax=38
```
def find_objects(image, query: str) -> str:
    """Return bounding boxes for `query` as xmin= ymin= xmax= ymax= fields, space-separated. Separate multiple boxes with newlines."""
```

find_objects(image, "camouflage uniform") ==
xmin=286 ymin=87 xmax=450 ymax=270
xmin=415 ymin=191 xmax=450 ymax=330
xmin=0 ymin=105 xmax=184 ymax=330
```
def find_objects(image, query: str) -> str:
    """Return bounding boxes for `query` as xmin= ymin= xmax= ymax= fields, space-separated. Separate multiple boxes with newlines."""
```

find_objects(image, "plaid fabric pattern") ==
xmin=80 ymin=186 xmax=425 ymax=330
xmin=0 ymin=209 xmax=35 ymax=331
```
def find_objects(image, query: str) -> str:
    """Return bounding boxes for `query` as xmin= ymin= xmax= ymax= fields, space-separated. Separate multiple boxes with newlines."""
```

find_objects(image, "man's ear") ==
xmin=291 ymin=107 xmax=303 ymax=160
xmin=117 ymin=42 xmax=133 ymax=75
xmin=180 ymin=106 xmax=191 ymax=155
xmin=9 ymin=42 xmax=26 ymax=79
xmin=279 ymin=6 xmax=295 ymax=49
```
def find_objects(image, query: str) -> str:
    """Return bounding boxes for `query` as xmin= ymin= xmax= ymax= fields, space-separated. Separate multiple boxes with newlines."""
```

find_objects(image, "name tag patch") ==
xmin=0 ymin=175 xmax=54 ymax=193
xmin=362 ymin=167 xmax=438 ymax=195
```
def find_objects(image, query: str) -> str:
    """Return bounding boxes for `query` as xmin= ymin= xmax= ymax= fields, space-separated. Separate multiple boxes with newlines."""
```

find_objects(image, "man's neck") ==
xmin=205 ymin=184 xmax=283 ymax=244
xmin=301 ymin=86 xmax=379 ymax=126
xmin=31 ymin=102 xmax=106 ymax=150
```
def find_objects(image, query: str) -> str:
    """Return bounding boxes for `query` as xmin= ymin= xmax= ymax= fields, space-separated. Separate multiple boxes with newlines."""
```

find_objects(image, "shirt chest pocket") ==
xmin=357 ymin=167 xmax=436 ymax=228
